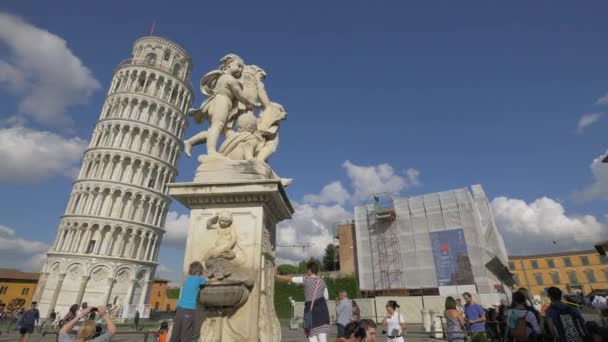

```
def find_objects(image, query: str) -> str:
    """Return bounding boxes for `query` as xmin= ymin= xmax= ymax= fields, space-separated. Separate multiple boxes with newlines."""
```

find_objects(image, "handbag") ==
xmin=303 ymin=278 xmax=322 ymax=332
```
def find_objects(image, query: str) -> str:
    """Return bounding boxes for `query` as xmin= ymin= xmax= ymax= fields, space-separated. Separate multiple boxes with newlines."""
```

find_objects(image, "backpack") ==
xmin=510 ymin=311 xmax=530 ymax=341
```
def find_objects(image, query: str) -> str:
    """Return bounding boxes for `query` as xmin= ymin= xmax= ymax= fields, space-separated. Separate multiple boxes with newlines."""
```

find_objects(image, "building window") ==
xmin=585 ymin=270 xmax=596 ymax=283
xmin=546 ymin=259 xmax=555 ymax=268
xmin=604 ymin=269 xmax=608 ymax=281
xmin=509 ymin=262 xmax=515 ymax=270
xmin=530 ymin=260 xmax=539 ymax=269
xmin=21 ymin=288 xmax=29 ymax=295
xmin=0 ymin=286 xmax=6 ymax=294
xmin=568 ymin=271 xmax=578 ymax=284
xmin=154 ymin=302 xmax=159 ymax=310
xmin=550 ymin=272 xmax=560 ymax=284
xmin=166 ymin=304 xmax=171 ymax=312
xmin=601 ymin=255 xmax=608 ymax=264
xmin=563 ymin=257 xmax=572 ymax=267
xmin=534 ymin=273 xmax=544 ymax=285
xmin=581 ymin=256 xmax=589 ymax=266
xmin=85 ymin=240 xmax=95 ymax=254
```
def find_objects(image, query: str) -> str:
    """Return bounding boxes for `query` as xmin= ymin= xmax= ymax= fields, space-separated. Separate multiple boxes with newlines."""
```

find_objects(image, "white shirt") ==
xmin=291 ymin=276 xmax=329 ymax=300
xmin=386 ymin=311 xmax=404 ymax=336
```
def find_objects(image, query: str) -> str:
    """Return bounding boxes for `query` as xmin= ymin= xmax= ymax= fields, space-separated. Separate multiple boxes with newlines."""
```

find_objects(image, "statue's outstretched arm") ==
xmin=257 ymin=82 xmax=271 ymax=109
xmin=206 ymin=215 xmax=219 ymax=229
xmin=228 ymin=78 xmax=255 ymax=108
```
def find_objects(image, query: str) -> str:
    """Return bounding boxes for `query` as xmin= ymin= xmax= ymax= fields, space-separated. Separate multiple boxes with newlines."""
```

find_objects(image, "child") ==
xmin=157 ymin=321 xmax=169 ymax=342
xmin=170 ymin=261 xmax=207 ymax=342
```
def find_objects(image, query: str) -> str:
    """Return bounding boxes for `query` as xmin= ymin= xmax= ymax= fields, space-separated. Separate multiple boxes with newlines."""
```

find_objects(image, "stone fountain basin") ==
xmin=199 ymin=280 xmax=254 ymax=308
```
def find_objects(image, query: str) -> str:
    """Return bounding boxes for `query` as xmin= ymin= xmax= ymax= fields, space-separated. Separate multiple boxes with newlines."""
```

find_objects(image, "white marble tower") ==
xmin=34 ymin=36 xmax=194 ymax=317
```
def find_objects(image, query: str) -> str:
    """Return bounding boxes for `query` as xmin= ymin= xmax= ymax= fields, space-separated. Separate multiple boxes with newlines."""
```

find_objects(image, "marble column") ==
xmin=103 ymin=278 xmax=115 ymax=306
xmin=48 ymin=274 xmax=66 ymax=316
xmin=32 ymin=272 xmax=50 ymax=303
xmin=123 ymin=279 xmax=138 ymax=306
xmin=75 ymin=276 xmax=90 ymax=305
xmin=138 ymin=280 xmax=153 ymax=305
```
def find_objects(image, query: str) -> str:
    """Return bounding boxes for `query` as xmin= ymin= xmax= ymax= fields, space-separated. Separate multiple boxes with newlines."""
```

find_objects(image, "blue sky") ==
xmin=0 ymin=1 xmax=606 ymax=283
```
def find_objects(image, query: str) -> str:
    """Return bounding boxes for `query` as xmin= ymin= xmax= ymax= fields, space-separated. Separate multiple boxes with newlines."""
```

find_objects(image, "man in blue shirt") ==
xmin=462 ymin=292 xmax=486 ymax=342
xmin=170 ymin=261 xmax=207 ymax=342
xmin=336 ymin=291 xmax=352 ymax=337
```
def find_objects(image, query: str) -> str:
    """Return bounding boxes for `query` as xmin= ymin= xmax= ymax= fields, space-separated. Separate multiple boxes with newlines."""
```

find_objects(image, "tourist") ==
xmin=351 ymin=300 xmax=361 ymax=323
xmin=61 ymin=304 xmax=79 ymax=327
xmin=335 ymin=321 xmax=366 ymax=342
xmin=462 ymin=292 xmax=486 ymax=342
xmin=444 ymin=296 xmax=465 ymax=342
xmin=134 ymin=310 xmax=140 ymax=331
xmin=18 ymin=301 xmax=39 ymax=342
xmin=276 ymin=261 xmax=331 ymax=342
xmin=545 ymin=286 xmax=586 ymax=342
xmin=359 ymin=319 xmax=377 ymax=342
xmin=382 ymin=300 xmax=406 ymax=342
xmin=59 ymin=306 xmax=116 ymax=342
xmin=170 ymin=261 xmax=208 ymax=342
xmin=157 ymin=321 xmax=169 ymax=342
xmin=505 ymin=291 xmax=541 ymax=342
xmin=39 ymin=307 xmax=56 ymax=333
xmin=336 ymin=291 xmax=352 ymax=337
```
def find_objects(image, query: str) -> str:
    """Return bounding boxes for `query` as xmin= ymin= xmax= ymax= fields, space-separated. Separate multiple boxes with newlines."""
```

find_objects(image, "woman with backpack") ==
xmin=505 ymin=291 xmax=542 ymax=342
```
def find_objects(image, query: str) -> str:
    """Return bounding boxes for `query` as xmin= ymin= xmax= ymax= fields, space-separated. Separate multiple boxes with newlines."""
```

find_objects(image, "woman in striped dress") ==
xmin=276 ymin=261 xmax=332 ymax=342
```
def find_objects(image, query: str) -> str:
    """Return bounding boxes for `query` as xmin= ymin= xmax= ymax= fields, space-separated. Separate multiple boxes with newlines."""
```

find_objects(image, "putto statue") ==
xmin=184 ymin=54 xmax=286 ymax=163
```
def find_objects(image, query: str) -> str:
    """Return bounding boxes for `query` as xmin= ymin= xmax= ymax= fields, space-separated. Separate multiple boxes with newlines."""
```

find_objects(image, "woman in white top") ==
xmin=382 ymin=300 xmax=406 ymax=342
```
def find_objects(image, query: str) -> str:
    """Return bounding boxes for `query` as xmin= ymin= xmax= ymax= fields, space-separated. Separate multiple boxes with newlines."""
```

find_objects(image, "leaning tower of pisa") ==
xmin=34 ymin=36 xmax=194 ymax=317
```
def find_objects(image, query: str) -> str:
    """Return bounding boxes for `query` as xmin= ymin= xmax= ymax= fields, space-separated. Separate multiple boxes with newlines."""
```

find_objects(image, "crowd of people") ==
xmin=440 ymin=286 xmax=608 ymax=342
xmin=2 ymin=265 xmax=607 ymax=342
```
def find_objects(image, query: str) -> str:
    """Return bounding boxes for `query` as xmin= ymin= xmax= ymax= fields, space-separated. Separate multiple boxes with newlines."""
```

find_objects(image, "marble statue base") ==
xmin=168 ymin=158 xmax=293 ymax=342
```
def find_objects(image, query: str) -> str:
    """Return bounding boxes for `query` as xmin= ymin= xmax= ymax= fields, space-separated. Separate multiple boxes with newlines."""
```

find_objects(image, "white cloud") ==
xmin=276 ymin=202 xmax=350 ymax=264
xmin=0 ymin=224 xmax=50 ymax=271
xmin=0 ymin=13 xmax=100 ymax=127
xmin=577 ymin=112 xmax=603 ymax=132
xmin=491 ymin=197 xmax=607 ymax=254
xmin=0 ymin=125 xmax=87 ymax=183
xmin=342 ymin=160 xmax=418 ymax=203
xmin=596 ymin=93 xmax=608 ymax=105
xmin=162 ymin=211 xmax=190 ymax=248
xmin=573 ymin=150 xmax=608 ymax=202
xmin=303 ymin=181 xmax=350 ymax=205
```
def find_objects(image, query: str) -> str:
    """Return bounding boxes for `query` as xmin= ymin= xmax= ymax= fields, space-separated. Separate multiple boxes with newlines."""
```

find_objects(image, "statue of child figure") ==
xmin=184 ymin=54 xmax=257 ymax=157
xmin=202 ymin=211 xmax=239 ymax=279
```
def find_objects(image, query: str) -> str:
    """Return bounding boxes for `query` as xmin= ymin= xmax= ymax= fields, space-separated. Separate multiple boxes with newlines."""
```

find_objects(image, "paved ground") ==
xmin=0 ymin=325 xmax=446 ymax=341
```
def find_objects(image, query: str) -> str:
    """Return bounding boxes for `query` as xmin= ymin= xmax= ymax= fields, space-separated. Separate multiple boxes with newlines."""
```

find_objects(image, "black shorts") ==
xmin=20 ymin=326 xmax=34 ymax=335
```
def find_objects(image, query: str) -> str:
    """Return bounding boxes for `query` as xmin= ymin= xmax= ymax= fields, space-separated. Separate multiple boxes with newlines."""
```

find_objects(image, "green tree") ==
xmin=276 ymin=264 xmax=299 ymax=275
xmin=322 ymin=243 xmax=340 ymax=271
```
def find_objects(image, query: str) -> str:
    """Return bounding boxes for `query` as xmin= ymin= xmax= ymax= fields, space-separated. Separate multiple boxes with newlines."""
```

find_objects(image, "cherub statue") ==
xmin=184 ymin=54 xmax=257 ymax=157
xmin=218 ymin=112 xmax=263 ymax=160
xmin=202 ymin=211 xmax=239 ymax=279
xmin=241 ymin=65 xmax=287 ymax=162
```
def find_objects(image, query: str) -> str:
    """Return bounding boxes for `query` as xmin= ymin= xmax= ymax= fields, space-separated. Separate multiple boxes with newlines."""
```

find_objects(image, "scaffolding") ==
xmin=366 ymin=193 xmax=405 ymax=294
xmin=355 ymin=185 xmax=510 ymax=297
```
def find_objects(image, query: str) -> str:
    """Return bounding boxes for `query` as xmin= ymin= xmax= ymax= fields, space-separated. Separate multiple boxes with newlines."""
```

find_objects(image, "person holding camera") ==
xmin=59 ymin=306 xmax=116 ymax=342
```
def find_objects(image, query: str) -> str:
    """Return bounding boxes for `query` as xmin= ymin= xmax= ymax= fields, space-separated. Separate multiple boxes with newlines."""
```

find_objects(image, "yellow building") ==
xmin=509 ymin=250 xmax=608 ymax=296
xmin=149 ymin=278 xmax=179 ymax=312
xmin=0 ymin=269 xmax=39 ymax=309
